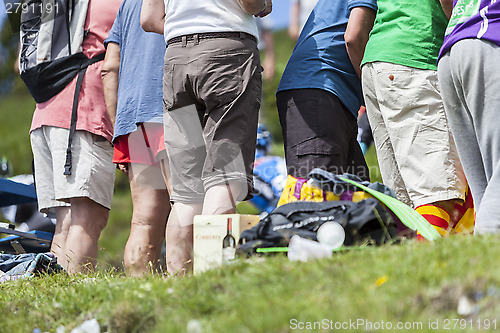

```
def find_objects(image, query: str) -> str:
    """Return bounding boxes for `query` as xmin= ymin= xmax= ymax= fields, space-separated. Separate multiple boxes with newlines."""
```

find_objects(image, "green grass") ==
xmin=0 ymin=83 xmax=36 ymax=175
xmin=98 ymin=176 xmax=133 ymax=271
xmin=2 ymin=235 xmax=500 ymax=332
xmin=4 ymin=30 xmax=487 ymax=333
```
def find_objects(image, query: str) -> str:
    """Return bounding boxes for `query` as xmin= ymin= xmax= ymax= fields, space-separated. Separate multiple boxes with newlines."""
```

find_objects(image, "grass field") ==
xmin=3 ymin=30 xmax=496 ymax=333
xmin=2 ymin=235 xmax=500 ymax=332
xmin=0 ymin=85 xmax=36 ymax=176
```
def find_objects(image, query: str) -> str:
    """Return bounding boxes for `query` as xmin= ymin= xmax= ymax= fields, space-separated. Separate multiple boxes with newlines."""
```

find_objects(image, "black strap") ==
xmin=66 ymin=0 xmax=72 ymax=55
xmin=63 ymin=53 xmax=105 ymax=175
xmin=167 ymin=31 xmax=257 ymax=45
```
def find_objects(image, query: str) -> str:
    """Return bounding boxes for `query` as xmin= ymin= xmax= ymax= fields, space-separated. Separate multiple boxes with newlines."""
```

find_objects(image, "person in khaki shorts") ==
xmin=141 ymin=0 xmax=271 ymax=275
xmin=347 ymin=0 xmax=472 ymax=237
xmin=28 ymin=0 xmax=121 ymax=274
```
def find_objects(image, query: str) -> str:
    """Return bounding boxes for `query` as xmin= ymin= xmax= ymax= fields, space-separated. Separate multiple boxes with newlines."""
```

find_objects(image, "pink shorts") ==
xmin=113 ymin=123 xmax=166 ymax=166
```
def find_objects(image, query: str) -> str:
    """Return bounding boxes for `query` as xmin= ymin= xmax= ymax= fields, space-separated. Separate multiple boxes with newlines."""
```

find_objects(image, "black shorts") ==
xmin=276 ymin=88 xmax=369 ymax=180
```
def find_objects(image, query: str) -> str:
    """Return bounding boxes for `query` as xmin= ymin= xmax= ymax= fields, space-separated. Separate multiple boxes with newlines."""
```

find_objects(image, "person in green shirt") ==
xmin=346 ymin=0 xmax=472 ymax=238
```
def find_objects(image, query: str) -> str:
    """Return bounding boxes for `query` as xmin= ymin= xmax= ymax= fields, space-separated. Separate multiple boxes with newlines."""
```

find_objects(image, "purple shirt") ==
xmin=439 ymin=0 xmax=500 ymax=60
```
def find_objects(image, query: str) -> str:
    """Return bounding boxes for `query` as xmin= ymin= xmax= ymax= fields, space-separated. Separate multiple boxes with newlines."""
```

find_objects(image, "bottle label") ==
xmin=222 ymin=247 xmax=236 ymax=262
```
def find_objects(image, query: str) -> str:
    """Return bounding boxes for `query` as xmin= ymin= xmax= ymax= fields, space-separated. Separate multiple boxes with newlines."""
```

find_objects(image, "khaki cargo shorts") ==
xmin=163 ymin=35 xmax=262 ymax=204
xmin=361 ymin=62 xmax=467 ymax=207
xmin=31 ymin=126 xmax=115 ymax=212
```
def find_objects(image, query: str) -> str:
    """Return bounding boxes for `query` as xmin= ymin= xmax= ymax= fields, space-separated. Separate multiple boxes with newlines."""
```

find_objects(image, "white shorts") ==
xmin=30 ymin=126 xmax=116 ymax=212
xmin=361 ymin=62 xmax=467 ymax=207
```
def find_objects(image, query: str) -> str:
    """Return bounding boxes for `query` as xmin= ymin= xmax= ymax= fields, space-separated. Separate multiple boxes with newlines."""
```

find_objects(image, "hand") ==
xmin=117 ymin=163 xmax=129 ymax=175
xmin=262 ymin=56 xmax=275 ymax=81
xmin=288 ymin=24 xmax=300 ymax=41
xmin=254 ymin=0 xmax=272 ymax=18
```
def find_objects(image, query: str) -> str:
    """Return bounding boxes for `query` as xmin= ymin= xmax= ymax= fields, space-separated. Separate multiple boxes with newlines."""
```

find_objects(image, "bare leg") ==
xmin=165 ymin=181 xmax=242 ymax=275
xmin=64 ymin=197 xmax=109 ymax=274
xmin=51 ymin=206 xmax=71 ymax=269
xmin=165 ymin=202 xmax=202 ymax=276
xmin=124 ymin=163 xmax=170 ymax=276
xmin=202 ymin=182 xmax=243 ymax=215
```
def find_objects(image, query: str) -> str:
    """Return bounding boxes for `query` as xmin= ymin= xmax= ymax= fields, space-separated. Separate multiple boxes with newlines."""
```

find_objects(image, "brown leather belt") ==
xmin=167 ymin=32 xmax=257 ymax=45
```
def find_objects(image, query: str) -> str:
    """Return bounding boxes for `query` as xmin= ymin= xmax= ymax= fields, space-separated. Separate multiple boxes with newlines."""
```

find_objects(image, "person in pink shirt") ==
xmin=29 ymin=0 xmax=122 ymax=274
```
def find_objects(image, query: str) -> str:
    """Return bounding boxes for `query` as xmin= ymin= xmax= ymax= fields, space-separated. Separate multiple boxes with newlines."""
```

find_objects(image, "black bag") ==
xmin=19 ymin=0 xmax=95 ymax=103
xmin=19 ymin=0 xmax=104 ymax=175
xmin=238 ymin=198 xmax=397 ymax=255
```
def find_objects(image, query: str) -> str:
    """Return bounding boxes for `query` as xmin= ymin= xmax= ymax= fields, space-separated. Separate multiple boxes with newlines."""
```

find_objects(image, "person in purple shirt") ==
xmin=437 ymin=0 xmax=500 ymax=234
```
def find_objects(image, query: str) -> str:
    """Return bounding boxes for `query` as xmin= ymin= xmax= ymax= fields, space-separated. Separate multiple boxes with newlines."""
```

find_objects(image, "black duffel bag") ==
xmin=238 ymin=198 xmax=397 ymax=255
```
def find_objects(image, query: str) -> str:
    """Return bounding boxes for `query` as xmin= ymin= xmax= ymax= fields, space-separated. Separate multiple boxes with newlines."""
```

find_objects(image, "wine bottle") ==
xmin=222 ymin=217 xmax=236 ymax=263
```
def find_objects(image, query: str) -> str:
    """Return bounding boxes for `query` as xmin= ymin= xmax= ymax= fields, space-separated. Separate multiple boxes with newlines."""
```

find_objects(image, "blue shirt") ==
xmin=104 ymin=0 xmax=166 ymax=141
xmin=277 ymin=0 xmax=377 ymax=117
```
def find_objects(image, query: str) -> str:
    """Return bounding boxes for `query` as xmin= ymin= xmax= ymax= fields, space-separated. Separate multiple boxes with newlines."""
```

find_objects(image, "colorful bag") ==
xmin=277 ymin=169 xmax=394 ymax=207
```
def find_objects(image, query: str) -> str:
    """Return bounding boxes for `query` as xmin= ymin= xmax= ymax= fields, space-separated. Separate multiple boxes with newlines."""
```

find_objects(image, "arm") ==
xmin=288 ymin=1 xmax=300 ymax=41
xmin=440 ymin=0 xmax=453 ymax=19
xmin=237 ymin=0 xmax=272 ymax=17
xmin=261 ymin=28 xmax=276 ymax=81
xmin=14 ymin=42 xmax=20 ymax=74
xmin=141 ymin=0 xmax=165 ymax=34
xmin=101 ymin=42 xmax=121 ymax=128
xmin=344 ymin=6 xmax=376 ymax=79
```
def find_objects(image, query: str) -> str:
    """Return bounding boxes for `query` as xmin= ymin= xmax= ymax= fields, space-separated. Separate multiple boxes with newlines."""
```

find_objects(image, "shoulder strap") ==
xmin=63 ymin=53 xmax=106 ymax=175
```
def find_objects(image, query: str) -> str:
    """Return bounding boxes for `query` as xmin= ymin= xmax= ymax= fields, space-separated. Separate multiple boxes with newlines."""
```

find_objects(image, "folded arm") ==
xmin=141 ymin=0 xmax=165 ymax=34
xmin=238 ymin=0 xmax=272 ymax=17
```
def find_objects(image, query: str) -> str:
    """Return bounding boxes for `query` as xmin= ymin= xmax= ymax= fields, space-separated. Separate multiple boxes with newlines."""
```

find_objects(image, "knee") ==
xmin=70 ymin=197 xmax=110 ymax=235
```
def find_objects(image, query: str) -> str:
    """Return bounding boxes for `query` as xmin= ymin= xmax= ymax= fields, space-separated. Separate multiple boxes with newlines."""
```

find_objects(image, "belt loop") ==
xmin=239 ymin=32 xmax=245 ymax=40
xmin=182 ymin=35 xmax=187 ymax=47
xmin=194 ymin=33 xmax=199 ymax=45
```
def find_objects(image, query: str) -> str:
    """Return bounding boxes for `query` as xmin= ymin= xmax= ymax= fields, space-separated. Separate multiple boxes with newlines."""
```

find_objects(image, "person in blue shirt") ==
xmin=276 ymin=0 xmax=376 ymax=181
xmin=101 ymin=0 xmax=172 ymax=276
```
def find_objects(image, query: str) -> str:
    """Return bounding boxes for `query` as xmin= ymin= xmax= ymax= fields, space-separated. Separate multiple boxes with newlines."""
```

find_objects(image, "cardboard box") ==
xmin=193 ymin=214 xmax=259 ymax=274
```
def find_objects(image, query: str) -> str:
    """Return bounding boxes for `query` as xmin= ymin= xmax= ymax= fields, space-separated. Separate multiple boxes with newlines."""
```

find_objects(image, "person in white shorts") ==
xmin=347 ymin=0 xmax=471 ymax=237
xmin=29 ymin=0 xmax=121 ymax=273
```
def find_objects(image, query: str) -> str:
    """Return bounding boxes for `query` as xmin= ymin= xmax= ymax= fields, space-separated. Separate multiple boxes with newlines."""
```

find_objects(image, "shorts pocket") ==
xmin=295 ymin=137 xmax=338 ymax=156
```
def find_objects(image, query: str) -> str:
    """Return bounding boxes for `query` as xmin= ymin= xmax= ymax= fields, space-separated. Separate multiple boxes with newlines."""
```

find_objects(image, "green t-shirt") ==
xmin=361 ymin=0 xmax=448 ymax=71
